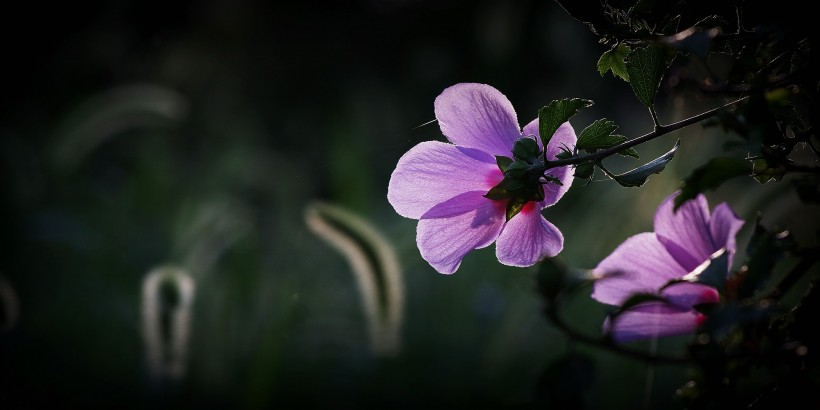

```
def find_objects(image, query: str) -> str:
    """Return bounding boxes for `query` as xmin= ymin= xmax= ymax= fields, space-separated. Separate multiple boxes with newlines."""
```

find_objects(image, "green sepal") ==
xmin=512 ymin=137 xmax=540 ymax=161
xmin=484 ymin=183 xmax=510 ymax=200
xmin=495 ymin=155 xmax=513 ymax=172
xmin=611 ymin=140 xmax=679 ymax=187
xmin=506 ymin=198 xmax=527 ymax=221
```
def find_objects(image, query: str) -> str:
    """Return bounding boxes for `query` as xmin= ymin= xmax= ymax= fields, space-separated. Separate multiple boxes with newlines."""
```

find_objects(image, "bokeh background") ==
xmin=1 ymin=0 xmax=814 ymax=408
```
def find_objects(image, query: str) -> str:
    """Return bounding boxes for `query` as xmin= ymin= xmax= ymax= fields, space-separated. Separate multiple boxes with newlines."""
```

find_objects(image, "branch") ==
xmin=543 ymin=97 xmax=749 ymax=170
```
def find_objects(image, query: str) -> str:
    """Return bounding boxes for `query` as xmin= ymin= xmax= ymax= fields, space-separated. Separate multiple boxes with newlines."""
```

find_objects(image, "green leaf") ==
xmin=626 ymin=43 xmax=675 ymax=107
xmin=611 ymin=139 xmax=680 ymax=187
xmin=577 ymin=118 xmax=619 ymax=148
xmin=576 ymin=119 xmax=639 ymax=159
xmin=538 ymin=98 xmax=593 ymax=149
xmin=618 ymin=146 xmax=640 ymax=158
xmin=676 ymin=157 xmax=751 ymax=210
xmin=740 ymin=220 xmax=796 ymax=299
xmin=597 ymin=43 xmax=631 ymax=81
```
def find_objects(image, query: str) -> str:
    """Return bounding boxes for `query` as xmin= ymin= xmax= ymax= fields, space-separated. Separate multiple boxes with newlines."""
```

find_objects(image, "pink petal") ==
xmin=591 ymin=233 xmax=688 ymax=306
xmin=709 ymin=202 xmax=745 ymax=267
xmin=416 ymin=194 xmax=506 ymax=274
xmin=661 ymin=282 xmax=720 ymax=307
xmin=495 ymin=203 xmax=563 ymax=267
xmin=522 ymin=119 xmax=577 ymax=208
xmin=654 ymin=193 xmax=716 ymax=272
xmin=434 ymin=83 xmax=522 ymax=157
xmin=388 ymin=141 xmax=501 ymax=219
xmin=604 ymin=301 xmax=705 ymax=343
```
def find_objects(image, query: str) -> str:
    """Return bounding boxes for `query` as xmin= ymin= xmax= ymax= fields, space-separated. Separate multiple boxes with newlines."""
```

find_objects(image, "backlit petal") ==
xmin=591 ymin=233 xmax=688 ymax=306
xmin=654 ymin=193 xmax=715 ymax=272
xmin=709 ymin=202 xmax=745 ymax=267
xmin=388 ymin=141 xmax=501 ymax=219
xmin=604 ymin=301 xmax=704 ymax=343
xmin=434 ymin=83 xmax=522 ymax=157
xmin=416 ymin=195 xmax=506 ymax=274
xmin=495 ymin=203 xmax=563 ymax=267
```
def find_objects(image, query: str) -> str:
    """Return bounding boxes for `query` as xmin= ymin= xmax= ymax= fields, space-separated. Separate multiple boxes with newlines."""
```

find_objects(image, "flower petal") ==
xmin=434 ymin=83 xmax=522 ymax=157
xmin=523 ymin=119 xmax=577 ymax=208
xmin=591 ymin=233 xmax=688 ymax=306
xmin=661 ymin=282 xmax=720 ymax=308
xmin=416 ymin=194 xmax=506 ymax=274
xmin=654 ymin=193 xmax=716 ymax=272
xmin=495 ymin=203 xmax=563 ymax=267
xmin=388 ymin=141 xmax=501 ymax=219
xmin=709 ymin=202 xmax=745 ymax=267
xmin=604 ymin=301 xmax=705 ymax=343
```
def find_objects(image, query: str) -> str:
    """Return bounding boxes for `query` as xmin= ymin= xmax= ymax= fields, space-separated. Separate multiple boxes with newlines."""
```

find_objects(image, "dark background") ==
xmin=1 ymin=1 xmax=815 ymax=408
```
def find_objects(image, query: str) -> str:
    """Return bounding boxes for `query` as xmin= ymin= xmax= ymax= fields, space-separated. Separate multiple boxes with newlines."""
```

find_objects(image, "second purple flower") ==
xmin=591 ymin=192 xmax=745 ymax=343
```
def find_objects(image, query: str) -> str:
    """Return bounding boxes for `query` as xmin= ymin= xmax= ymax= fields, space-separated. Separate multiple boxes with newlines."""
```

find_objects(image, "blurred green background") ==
xmin=1 ymin=0 xmax=812 ymax=408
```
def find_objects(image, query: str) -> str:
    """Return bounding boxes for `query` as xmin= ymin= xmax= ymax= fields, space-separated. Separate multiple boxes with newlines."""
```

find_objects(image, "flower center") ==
xmin=484 ymin=136 xmax=562 ymax=221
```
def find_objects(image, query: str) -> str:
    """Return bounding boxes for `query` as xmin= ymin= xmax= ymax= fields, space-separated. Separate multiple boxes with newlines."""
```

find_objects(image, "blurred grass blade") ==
xmin=0 ymin=274 xmax=20 ymax=331
xmin=52 ymin=84 xmax=188 ymax=171
xmin=142 ymin=266 xmax=196 ymax=381
xmin=172 ymin=198 xmax=252 ymax=277
xmin=304 ymin=202 xmax=404 ymax=356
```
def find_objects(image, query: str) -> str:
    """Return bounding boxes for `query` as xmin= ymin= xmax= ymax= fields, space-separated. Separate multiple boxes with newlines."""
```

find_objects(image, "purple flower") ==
xmin=387 ymin=83 xmax=576 ymax=274
xmin=591 ymin=192 xmax=745 ymax=343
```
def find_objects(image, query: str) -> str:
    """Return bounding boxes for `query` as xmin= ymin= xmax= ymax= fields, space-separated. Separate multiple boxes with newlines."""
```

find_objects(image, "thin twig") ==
xmin=544 ymin=97 xmax=748 ymax=170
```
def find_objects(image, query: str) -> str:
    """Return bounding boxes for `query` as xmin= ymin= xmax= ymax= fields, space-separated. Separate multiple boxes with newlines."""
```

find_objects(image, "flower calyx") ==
xmin=484 ymin=137 xmax=561 ymax=221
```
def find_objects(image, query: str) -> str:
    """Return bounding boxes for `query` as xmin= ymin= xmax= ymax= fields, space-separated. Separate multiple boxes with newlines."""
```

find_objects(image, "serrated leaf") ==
xmin=578 ymin=118 xmax=619 ymax=148
xmin=597 ymin=43 xmax=631 ymax=81
xmin=538 ymin=98 xmax=593 ymax=149
xmin=626 ymin=43 xmax=675 ymax=107
xmin=611 ymin=139 xmax=679 ymax=187
xmin=676 ymin=157 xmax=751 ymax=210
xmin=618 ymin=146 xmax=640 ymax=158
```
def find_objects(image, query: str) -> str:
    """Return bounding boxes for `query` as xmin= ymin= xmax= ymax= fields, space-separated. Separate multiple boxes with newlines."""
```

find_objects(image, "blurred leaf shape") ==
xmin=52 ymin=84 xmax=188 ymax=171
xmin=304 ymin=202 xmax=404 ymax=356
xmin=676 ymin=157 xmax=751 ymax=210
xmin=142 ymin=266 xmax=196 ymax=381
xmin=0 ymin=274 xmax=20 ymax=332
xmin=610 ymin=139 xmax=680 ymax=187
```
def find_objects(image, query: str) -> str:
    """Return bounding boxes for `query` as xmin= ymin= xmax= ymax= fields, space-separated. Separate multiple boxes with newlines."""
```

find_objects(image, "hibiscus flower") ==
xmin=591 ymin=192 xmax=745 ymax=343
xmin=387 ymin=83 xmax=576 ymax=274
